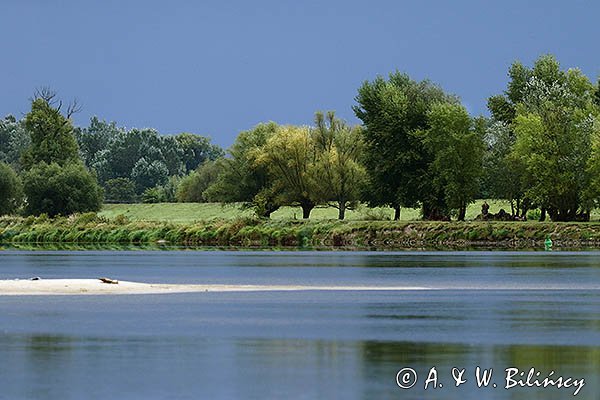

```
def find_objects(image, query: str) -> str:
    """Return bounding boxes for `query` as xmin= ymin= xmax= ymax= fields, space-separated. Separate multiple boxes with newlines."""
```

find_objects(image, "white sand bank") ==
xmin=0 ymin=279 xmax=427 ymax=296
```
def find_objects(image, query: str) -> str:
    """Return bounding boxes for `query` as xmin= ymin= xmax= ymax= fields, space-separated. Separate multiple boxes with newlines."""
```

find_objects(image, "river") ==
xmin=0 ymin=250 xmax=598 ymax=399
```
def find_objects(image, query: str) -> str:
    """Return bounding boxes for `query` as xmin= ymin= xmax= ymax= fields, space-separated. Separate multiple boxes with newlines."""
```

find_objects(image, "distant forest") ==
xmin=2 ymin=54 xmax=600 ymax=222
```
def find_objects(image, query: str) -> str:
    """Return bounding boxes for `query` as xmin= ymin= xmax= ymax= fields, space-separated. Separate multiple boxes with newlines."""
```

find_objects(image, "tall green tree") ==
xmin=255 ymin=125 xmax=319 ymax=219
xmin=204 ymin=122 xmax=279 ymax=217
xmin=482 ymin=121 xmax=528 ymax=217
xmin=420 ymin=104 xmax=485 ymax=220
xmin=75 ymin=117 xmax=121 ymax=168
xmin=131 ymin=157 xmax=170 ymax=193
xmin=22 ymin=98 xmax=80 ymax=168
xmin=175 ymin=133 xmax=224 ymax=174
xmin=486 ymin=59 xmax=540 ymax=217
xmin=312 ymin=111 xmax=367 ymax=220
xmin=493 ymin=55 xmax=600 ymax=221
xmin=21 ymin=92 xmax=104 ymax=216
xmin=0 ymin=115 xmax=30 ymax=170
xmin=354 ymin=71 xmax=457 ymax=220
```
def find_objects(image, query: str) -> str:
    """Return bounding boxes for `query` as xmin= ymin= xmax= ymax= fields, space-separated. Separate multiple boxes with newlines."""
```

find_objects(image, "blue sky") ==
xmin=2 ymin=0 xmax=599 ymax=148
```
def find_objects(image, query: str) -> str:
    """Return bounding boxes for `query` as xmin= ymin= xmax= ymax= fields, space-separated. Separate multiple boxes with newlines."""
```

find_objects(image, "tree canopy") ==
xmin=311 ymin=111 xmax=367 ymax=220
xmin=0 ymin=115 xmax=30 ymax=169
xmin=22 ymin=98 xmax=80 ymax=168
xmin=19 ymin=93 xmax=103 ymax=216
xmin=76 ymin=118 xmax=223 ymax=195
xmin=488 ymin=54 xmax=600 ymax=221
xmin=2 ymin=55 xmax=600 ymax=222
xmin=420 ymin=104 xmax=485 ymax=220
xmin=354 ymin=72 xmax=460 ymax=220
xmin=204 ymin=122 xmax=279 ymax=217
xmin=255 ymin=125 xmax=319 ymax=219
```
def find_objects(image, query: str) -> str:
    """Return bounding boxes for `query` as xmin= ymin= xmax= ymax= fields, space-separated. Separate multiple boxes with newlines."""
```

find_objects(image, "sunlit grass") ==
xmin=99 ymin=200 xmax=517 ymax=223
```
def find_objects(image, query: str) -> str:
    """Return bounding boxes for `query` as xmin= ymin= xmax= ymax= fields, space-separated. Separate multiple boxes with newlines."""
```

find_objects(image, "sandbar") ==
xmin=0 ymin=279 xmax=427 ymax=296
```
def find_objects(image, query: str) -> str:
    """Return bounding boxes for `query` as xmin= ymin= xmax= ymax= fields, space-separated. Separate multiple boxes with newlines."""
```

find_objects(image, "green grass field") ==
xmin=99 ymin=200 xmax=515 ymax=223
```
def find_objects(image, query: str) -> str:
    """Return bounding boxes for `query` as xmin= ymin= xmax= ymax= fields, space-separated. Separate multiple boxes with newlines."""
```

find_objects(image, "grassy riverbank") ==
xmin=3 ymin=212 xmax=600 ymax=249
xmin=98 ymin=200 xmax=516 ymax=223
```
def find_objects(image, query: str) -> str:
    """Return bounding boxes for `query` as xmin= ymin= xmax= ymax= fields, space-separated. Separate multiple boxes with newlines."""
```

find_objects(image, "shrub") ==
xmin=526 ymin=209 xmax=541 ymax=221
xmin=358 ymin=205 xmax=392 ymax=221
xmin=142 ymin=187 xmax=164 ymax=203
xmin=176 ymin=161 xmax=223 ymax=202
xmin=22 ymin=162 xmax=103 ymax=216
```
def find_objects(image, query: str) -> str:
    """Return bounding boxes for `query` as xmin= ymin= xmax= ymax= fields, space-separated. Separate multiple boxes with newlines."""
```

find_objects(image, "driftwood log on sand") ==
xmin=99 ymin=277 xmax=119 ymax=284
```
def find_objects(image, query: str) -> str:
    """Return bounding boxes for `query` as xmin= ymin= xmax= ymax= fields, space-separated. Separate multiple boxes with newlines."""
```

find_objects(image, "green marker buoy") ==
xmin=544 ymin=237 xmax=553 ymax=251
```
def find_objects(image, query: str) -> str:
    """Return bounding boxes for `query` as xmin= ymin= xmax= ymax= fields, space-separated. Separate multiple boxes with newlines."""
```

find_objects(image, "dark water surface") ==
xmin=0 ymin=250 xmax=599 ymax=399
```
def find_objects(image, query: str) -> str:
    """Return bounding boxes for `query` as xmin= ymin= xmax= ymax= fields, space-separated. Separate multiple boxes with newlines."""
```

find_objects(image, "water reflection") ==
xmin=0 ymin=334 xmax=597 ymax=400
xmin=0 ymin=251 xmax=599 ymax=399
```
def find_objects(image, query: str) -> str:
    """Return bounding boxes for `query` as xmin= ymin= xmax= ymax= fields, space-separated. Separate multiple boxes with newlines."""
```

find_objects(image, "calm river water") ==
xmin=0 ymin=250 xmax=599 ymax=399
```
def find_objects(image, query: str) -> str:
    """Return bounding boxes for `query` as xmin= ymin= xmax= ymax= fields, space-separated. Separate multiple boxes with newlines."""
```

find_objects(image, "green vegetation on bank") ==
xmin=3 ymin=54 xmax=600 ymax=224
xmin=3 ymin=212 xmax=600 ymax=248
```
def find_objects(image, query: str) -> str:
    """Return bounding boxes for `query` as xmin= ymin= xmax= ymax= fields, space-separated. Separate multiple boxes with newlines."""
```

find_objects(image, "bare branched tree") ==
xmin=31 ymin=87 xmax=83 ymax=119
xmin=66 ymin=99 xmax=83 ymax=119
xmin=32 ymin=86 xmax=58 ymax=106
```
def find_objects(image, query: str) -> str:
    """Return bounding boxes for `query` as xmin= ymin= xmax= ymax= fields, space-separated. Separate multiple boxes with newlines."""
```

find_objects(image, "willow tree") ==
xmin=312 ymin=111 xmax=367 ymax=220
xmin=255 ymin=125 xmax=319 ymax=219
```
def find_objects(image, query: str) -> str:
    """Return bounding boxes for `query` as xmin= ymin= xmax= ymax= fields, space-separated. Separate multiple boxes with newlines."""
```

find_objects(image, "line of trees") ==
xmin=0 ymin=89 xmax=223 ymax=216
xmin=2 ymin=54 xmax=600 ymax=222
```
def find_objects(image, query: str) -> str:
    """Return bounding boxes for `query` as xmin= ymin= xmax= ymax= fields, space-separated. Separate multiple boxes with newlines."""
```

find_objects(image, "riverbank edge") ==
xmin=3 ymin=215 xmax=600 ymax=249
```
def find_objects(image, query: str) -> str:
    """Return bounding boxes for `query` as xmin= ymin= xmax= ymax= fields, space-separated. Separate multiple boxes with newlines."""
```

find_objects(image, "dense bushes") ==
xmin=22 ymin=162 xmax=103 ymax=216
xmin=176 ymin=161 xmax=223 ymax=202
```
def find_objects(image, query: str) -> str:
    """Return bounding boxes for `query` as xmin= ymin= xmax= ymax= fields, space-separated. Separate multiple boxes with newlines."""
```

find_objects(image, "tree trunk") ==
xmin=338 ymin=201 xmax=346 ymax=220
xmin=458 ymin=203 xmax=466 ymax=221
xmin=300 ymin=200 xmax=315 ymax=219
xmin=259 ymin=203 xmax=279 ymax=219
xmin=539 ymin=207 xmax=546 ymax=222
xmin=520 ymin=206 xmax=529 ymax=220
xmin=520 ymin=198 xmax=530 ymax=220
xmin=422 ymin=202 xmax=449 ymax=221
xmin=581 ymin=211 xmax=590 ymax=222
xmin=260 ymin=210 xmax=271 ymax=219
xmin=393 ymin=205 xmax=401 ymax=221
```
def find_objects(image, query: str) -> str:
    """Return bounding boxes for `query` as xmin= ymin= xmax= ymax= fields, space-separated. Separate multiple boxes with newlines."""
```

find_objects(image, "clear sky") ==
xmin=2 ymin=0 xmax=599 ymax=148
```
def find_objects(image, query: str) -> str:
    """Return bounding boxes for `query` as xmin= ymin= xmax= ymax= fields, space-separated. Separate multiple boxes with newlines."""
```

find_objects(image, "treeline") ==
xmin=2 ymin=54 xmax=600 ymax=222
xmin=0 ymin=88 xmax=224 ymax=215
